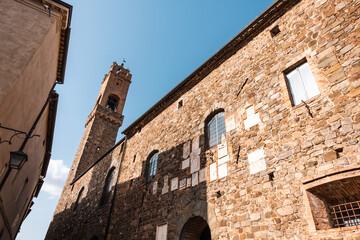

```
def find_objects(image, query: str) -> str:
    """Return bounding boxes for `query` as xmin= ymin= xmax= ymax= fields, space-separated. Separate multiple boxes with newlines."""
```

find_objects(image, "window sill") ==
xmin=317 ymin=225 xmax=360 ymax=234
xmin=292 ymin=93 xmax=321 ymax=109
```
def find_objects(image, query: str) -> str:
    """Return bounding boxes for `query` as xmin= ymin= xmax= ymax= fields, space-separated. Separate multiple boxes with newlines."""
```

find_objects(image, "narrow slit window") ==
xmin=286 ymin=62 xmax=320 ymax=105
xmin=178 ymin=100 xmax=183 ymax=109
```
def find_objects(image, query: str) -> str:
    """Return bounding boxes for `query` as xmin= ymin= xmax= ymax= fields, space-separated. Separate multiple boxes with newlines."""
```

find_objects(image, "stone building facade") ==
xmin=47 ymin=0 xmax=360 ymax=239
xmin=0 ymin=0 xmax=71 ymax=239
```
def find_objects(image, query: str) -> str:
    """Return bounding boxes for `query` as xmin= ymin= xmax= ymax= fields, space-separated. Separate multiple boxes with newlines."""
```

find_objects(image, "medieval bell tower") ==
xmin=71 ymin=62 xmax=132 ymax=179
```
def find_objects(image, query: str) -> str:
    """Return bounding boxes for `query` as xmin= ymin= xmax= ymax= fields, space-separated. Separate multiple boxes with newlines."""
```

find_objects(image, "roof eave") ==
xmin=122 ymin=0 xmax=302 ymax=137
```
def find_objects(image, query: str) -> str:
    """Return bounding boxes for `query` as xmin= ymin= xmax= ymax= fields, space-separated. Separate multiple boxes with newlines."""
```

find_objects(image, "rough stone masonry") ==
xmin=46 ymin=0 xmax=360 ymax=239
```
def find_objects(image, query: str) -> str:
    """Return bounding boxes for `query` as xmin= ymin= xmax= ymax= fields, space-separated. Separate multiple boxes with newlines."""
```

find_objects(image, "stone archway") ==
xmin=180 ymin=216 xmax=211 ymax=240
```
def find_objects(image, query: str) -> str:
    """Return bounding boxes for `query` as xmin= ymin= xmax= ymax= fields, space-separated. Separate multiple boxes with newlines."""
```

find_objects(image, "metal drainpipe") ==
xmin=104 ymin=136 xmax=127 ymax=239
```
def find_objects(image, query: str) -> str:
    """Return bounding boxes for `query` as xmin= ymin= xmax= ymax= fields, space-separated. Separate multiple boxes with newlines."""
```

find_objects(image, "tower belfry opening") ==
xmin=105 ymin=95 xmax=119 ymax=111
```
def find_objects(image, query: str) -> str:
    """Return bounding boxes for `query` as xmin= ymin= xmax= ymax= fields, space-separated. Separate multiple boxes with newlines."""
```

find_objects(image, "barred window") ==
xmin=305 ymin=174 xmax=360 ymax=230
xmin=330 ymin=201 xmax=360 ymax=228
xmin=147 ymin=152 xmax=158 ymax=181
xmin=207 ymin=111 xmax=226 ymax=148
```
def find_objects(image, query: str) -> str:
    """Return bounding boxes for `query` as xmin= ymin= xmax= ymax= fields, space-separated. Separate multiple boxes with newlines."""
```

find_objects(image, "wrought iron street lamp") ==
xmin=9 ymin=151 xmax=28 ymax=170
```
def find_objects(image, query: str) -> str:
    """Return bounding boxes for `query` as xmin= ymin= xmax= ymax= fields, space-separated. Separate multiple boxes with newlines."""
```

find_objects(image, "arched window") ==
xmin=104 ymin=167 xmax=116 ymax=193
xmin=73 ymin=187 xmax=84 ymax=211
xmin=206 ymin=111 xmax=226 ymax=148
xmin=147 ymin=151 xmax=158 ymax=181
xmin=105 ymin=95 xmax=119 ymax=111
xmin=100 ymin=167 xmax=115 ymax=206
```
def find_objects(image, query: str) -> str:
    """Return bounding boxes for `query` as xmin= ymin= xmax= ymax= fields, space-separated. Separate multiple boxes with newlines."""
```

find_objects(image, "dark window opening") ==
xmin=178 ymin=100 xmax=183 ymax=109
xmin=105 ymin=95 xmax=119 ymax=111
xmin=306 ymin=175 xmax=360 ymax=230
xmin=270 ymin=25 xmax=280 ymax=37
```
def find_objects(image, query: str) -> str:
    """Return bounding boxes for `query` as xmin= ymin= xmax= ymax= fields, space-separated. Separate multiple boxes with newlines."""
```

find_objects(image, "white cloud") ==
xmin=42 ymin=159 xmax=69 ymax=197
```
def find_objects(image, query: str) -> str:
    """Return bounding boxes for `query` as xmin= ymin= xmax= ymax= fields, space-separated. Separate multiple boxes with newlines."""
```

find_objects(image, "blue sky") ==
xmin=17 ymin=1 xmax=271 ymax=239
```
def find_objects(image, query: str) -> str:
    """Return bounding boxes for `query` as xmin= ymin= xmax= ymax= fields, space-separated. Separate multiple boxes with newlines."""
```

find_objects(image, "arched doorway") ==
xmin=180 ymin=216 xmax=211 ymax=240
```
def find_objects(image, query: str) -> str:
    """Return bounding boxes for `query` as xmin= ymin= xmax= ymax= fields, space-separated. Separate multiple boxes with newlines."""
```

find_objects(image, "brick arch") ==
xmin=180 ymin=216 xmax=211 ymax=240
xmin=200 ymin=101 xmax=227 ymax=131
xmin=173 ymin=200 xmax=218 ymax=240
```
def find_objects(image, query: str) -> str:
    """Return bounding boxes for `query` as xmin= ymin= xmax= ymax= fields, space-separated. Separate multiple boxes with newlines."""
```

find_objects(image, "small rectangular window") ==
xmin=285 ymin=61 xmax=320 ymax=105
xmin=270 ymin=25 xmax=280 ymax=37
xmin=178 ymin=100 xmax=183 ymax=109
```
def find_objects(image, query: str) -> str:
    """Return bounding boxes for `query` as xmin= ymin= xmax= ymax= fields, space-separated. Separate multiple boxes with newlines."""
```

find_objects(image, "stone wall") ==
xmin=47 ymin=0 xmax=360 ymax=239
xmin=108 ymin=0 xmax=360 ymax=239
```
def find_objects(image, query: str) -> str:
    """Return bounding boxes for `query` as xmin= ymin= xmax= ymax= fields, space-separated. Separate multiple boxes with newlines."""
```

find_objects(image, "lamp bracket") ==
xmin=0 ymin=123 xmax=40 ymax=145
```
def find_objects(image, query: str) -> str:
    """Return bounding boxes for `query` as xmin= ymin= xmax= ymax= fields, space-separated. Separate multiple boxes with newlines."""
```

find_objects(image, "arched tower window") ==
xmin=100 ymin=167 xmax=116 ymax=206
xmin=73 ymin=187 xmax=84 ymax=211
xmin=147 ymin=151 xmax=158 ymax=181
xmin=105 ymin=95 xmax=119 ymax=111
xmin=206 ymin=110 xmax=226 ymax=148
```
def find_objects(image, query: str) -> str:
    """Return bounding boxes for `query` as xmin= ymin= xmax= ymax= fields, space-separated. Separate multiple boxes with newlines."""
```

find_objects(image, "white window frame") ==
xmin=286 ymin=61 xmax=320 ymax=106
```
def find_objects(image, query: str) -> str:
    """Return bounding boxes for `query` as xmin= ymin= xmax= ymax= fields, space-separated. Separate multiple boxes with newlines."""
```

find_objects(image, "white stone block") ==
xmin=190 ymin=155 xmax=200 ymax=173
xmin=192 ymin=136 xmax=199 ymax=150
xmin=181 ymin=158 xmax=189 ymax=169
xmin=162 ymin=175 xmax=169 ymax=194
xmin=248 ymin=148 xmax=266 ymax=174
xmin=249 ymin=160 xmax=266 ymax=175
xmin=226 ymin=115 xmax=236 ymax=132
xmin=186 ymin=178 xmax=191 ymax=187
xmin=218 ymin=143 xmax=228 ymax=159
xmin=248 ymin=148 xmax=265 ymax=163
xmin=183 ymin=141 xmax=190 ymax=159
xmin=218 ymin=155 xmax=229 ymax=165
xmin=162 ymin=185 xmax=168 ymax=195
xmin=199 ymin=168 xmax=206 ymax=182
xmin=192 ymin=172 xmax=198 ymax=186
xmin=218 ymin=163 xmax=227 ymax=179
xmin=179 ymin=178 xmax=186 ymax=190
xmin=152 ymin=181 xmax=158 ymax=195
xmin=156 ymin=224 xmax=168 ymax=240
xmin=210 ymin=163 xmax=217 ymax=181
xmin=171 ymin=177 xmax=178 ymax=191
xmin=244 ymin=106 xmax=261 ymax=130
